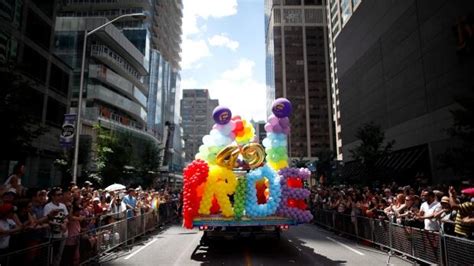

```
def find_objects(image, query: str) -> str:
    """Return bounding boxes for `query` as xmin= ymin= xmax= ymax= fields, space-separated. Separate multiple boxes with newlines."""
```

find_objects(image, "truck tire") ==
xmin=200 ymin=231 xmax=209 ymax=245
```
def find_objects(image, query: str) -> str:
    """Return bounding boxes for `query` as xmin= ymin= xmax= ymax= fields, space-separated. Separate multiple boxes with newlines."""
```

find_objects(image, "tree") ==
xmin=0 ymin=71 xmax=47 ymax=159
xmin=439 ymin=88 xmax=474 ymax=177
xmin=291 ymin=157 xmax=309 ymax=168
xmin=350 ymin=121 xmax=395 ymax=180
xmin=93 ymin=124 xmax=161 ymax=186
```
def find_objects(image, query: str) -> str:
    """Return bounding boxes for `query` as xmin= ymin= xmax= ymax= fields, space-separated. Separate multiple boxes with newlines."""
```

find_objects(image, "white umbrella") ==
xmin=105 ymin=183 xmax=126 ymax=191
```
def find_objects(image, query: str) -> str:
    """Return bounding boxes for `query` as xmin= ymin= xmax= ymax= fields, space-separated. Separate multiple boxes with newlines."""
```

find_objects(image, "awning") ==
xmin=375 ymin=144 xmax=427 ymax=171
xmin=341 ymin=144 xmax=428 ymax=180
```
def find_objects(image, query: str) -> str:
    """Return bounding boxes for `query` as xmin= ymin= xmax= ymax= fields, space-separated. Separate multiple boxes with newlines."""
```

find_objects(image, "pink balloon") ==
xmin=269 ymin=115 xmax=279 ymax=126
xmin=264 ymin=123 xmax=273 ymax=132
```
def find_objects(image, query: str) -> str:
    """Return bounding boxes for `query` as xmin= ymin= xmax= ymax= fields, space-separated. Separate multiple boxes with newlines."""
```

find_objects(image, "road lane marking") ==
xmin=124 ymin=238 xmax=158 ymax=260
xmin=326 ymin=237 xmax=365 ymax=256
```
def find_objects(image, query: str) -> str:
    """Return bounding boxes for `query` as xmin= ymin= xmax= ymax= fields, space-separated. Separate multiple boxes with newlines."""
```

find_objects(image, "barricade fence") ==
xmin=313 ymin=209 xmax=474 ymax=265
xmin=0 ymin=201 xmax=178 ymax=266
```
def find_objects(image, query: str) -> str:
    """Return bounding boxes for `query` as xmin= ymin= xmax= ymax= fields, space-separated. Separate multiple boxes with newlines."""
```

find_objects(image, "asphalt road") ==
xmin=103 ymin=223 xmax=411 ymax=265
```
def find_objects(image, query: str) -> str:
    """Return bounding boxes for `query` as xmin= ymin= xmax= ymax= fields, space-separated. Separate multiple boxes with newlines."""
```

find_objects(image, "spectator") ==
xmin=417 ymin=189 xmax=442 ymax=231
xmin=63 ymin=204 xmax=84 ymax=266
xmin=449 ymin=186 xmax=474 ymax=239
xmin=123 ymin=188 xmax=137 ymax=218
xmin=435 ymin=196 xmax=456 ymax=235
xmin=44 ymin=187 xmax=69 ymax=266
xmin=0 ymin=203 xmax=22 ymax=254
xmin=398 ymin=195 xmax=421 ymax=228
xmin=3 ymin=163 xmax=26 ymax=196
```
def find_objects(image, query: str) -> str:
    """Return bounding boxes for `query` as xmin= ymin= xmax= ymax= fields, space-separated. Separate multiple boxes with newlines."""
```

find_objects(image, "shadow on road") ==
xmin=191 ymin=235 xmax=346 ymax=265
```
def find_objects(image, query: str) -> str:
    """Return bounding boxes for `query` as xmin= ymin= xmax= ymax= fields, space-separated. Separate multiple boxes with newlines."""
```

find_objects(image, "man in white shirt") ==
xmin=417 ymin=189 xmax=442 ymax=231
xmin=44 ymin=187 xmax=69 ymax=266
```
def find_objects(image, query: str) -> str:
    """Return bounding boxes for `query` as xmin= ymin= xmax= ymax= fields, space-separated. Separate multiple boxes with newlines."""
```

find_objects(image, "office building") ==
xmin=325 ymin=0 xmax=362 ymax=160
xmin=336 ymin=0 xmax=474 ymax=182
xmin=0 ymin=0 xmax=72 ymax=186
xmin=265 ymin=0 xmax=333 ymax=160
xmin=181 ymin=89 xmax=219 ymax=163
xmin=58 ymin=0 xmax=184 ymax=174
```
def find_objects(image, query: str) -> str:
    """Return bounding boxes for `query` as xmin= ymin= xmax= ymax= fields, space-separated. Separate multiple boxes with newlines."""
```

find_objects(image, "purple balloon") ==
xmin=212 ymin=106 xmax=232 ymax=125
xmin=272 ymin=98 xmax=292 ymax=118
xmin=279 ymin=117 xmax=290 ymax=127
xmin=283 ymin=127 xmax=290 ymax=135
xmin=273 ymin=124 xmax=283 ymax=133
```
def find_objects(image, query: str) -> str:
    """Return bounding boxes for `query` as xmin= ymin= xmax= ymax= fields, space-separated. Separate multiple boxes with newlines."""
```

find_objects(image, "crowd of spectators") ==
xmin=0 ymin=163 xmax=182 ymax=266
xmin=309 ymin=182 xmax=474 ymax=239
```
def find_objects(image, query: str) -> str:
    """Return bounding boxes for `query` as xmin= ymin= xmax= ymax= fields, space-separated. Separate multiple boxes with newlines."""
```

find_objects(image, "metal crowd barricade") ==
xmin=0 ymin=241 xmax=51 ymax=266
xmin=0 ymin=202 xmax=179 ymax=266
xmin=444 ymin=234 xmax=474 ymax=265
xmin=313 ymin=209 xmax=474 ymax=265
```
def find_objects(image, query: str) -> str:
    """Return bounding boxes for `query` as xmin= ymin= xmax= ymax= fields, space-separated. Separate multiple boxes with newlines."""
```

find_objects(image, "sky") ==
xmin=180 ymin=0 xmax=267 ymax=122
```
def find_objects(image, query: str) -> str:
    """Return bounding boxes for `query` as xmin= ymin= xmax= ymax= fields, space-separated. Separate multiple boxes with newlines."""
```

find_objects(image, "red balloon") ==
xmin=182 ymin=159 xmax=209 ymax=229
xmin=288 ymin=199 xmax=297 ymax=208
xmin=210 ymin=196 xmax=220 ymax=214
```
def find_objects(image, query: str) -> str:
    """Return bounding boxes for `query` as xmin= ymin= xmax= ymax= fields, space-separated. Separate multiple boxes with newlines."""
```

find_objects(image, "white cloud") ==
xmin=183 ymin=0 xmax=238 ymax=37
xmin=182 ymin=0 xmax=238 ymax=38
xmin=181 ymin=0 xmax=238 ymax=69
xmin=208 ymin=34 xmax=239 ymax=51
xmin=181 ymin=78 xmax=198 ymax=89
xmin=180 ymin=38 xmax=211 ymax=70
xmin=206 ymin=59 xmax=267 ymax=121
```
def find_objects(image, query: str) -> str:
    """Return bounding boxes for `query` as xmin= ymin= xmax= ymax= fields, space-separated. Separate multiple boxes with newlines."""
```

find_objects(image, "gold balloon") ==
xmin=216 ymin=144 xmax=240 ymax=169
xmin=241 ymin=143 xmax=265 ymax=169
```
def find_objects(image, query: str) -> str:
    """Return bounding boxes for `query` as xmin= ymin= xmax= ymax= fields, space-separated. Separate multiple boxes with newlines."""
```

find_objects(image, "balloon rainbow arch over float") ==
xmin=182 ymin=98 xmax=313 ymax=229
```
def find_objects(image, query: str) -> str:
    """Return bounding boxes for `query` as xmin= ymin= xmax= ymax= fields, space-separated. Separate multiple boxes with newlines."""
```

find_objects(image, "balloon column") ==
xmin=182 ymin=159 xmax=209 ymax=229
xmin=182 ymin=99 xmax=313 ymax=228
xmin=277 ymin=168 xmax=313 ymax=223
xmin=262 ymin=98 xmax=292 ymax=171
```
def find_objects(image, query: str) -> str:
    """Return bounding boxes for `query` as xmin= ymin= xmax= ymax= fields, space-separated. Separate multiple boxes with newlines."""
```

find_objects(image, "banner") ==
xmin=60 ymin=114 xmax=77 ymax=149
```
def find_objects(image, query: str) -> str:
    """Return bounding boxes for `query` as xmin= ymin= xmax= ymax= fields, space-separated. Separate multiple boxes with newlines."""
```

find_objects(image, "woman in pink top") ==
xmin=63 ymin=205 xmax=84 ymax=266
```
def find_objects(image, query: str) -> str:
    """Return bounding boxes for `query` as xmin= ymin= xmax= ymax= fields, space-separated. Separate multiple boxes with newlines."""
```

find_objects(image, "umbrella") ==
xmin=461 ymin=187 xmax=474 ymax=196
xmin=105 ymin=183 xmax=126 ymax=192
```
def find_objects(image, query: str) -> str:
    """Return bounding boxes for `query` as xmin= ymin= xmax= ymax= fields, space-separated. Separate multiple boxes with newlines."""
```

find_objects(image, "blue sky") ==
xmin=180 ymin=0 xmax=267 ymax=121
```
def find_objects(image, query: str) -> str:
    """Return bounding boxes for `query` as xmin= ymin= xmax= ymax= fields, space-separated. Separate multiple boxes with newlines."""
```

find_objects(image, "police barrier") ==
xmin=0 ymin=201 xmax=178 ymax=266
xmin=313 ymin=209 xmax=473 ymax=265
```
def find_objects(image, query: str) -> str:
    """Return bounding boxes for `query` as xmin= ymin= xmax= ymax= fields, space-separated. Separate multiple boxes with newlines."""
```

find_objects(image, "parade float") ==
xmin=182 ymin=98 xmax=313 ymax=240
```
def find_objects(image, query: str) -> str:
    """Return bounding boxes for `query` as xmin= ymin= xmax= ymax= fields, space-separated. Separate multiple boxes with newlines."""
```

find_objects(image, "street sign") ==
xmin=60 ymin=114 xmax=77 ymax=149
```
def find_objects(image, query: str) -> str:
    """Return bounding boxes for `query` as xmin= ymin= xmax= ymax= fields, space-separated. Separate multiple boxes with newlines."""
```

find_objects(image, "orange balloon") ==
xmin=196 ymin=182 xmax=206 ymax=198
xmin=264 ymin=188 xmax=270 ymax=200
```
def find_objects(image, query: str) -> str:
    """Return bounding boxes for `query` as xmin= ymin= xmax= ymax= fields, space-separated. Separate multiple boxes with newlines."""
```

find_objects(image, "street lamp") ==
xmin=72 ymin=13 xmax=147 ymax=184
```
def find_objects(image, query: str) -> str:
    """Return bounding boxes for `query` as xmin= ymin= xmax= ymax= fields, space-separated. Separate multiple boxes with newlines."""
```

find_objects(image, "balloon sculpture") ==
xmin=182 ymin=98 xmax=313 ymax=229
xmin=262 ymin=98 xmax=292 ymax=171
xmin=276 ymin=167 xmax=314 ymax=223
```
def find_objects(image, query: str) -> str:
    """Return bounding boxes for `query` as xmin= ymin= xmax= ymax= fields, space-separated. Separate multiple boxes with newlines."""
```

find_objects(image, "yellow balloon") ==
xmin=241 ymin=143 xmax=265 ymax=169
xmin=198 ymin=165 xmax=237 ymax=217
xmin=216 ymin=144 xmax=240 ymax=169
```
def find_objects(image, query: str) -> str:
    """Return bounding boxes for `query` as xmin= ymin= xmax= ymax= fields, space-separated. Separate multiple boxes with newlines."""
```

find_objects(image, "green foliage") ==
xmin=350 ymin=121 xmax=395 ymax=180
xmin=0 ymin=71 xmax=47 ymax=159
xmin=439 ymin=88 xmax=474 ymax=176
xmin=291 ymin=157 xmax=309 ymax=168
xmin=94 ymin=124 xmax=161 ymax=186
